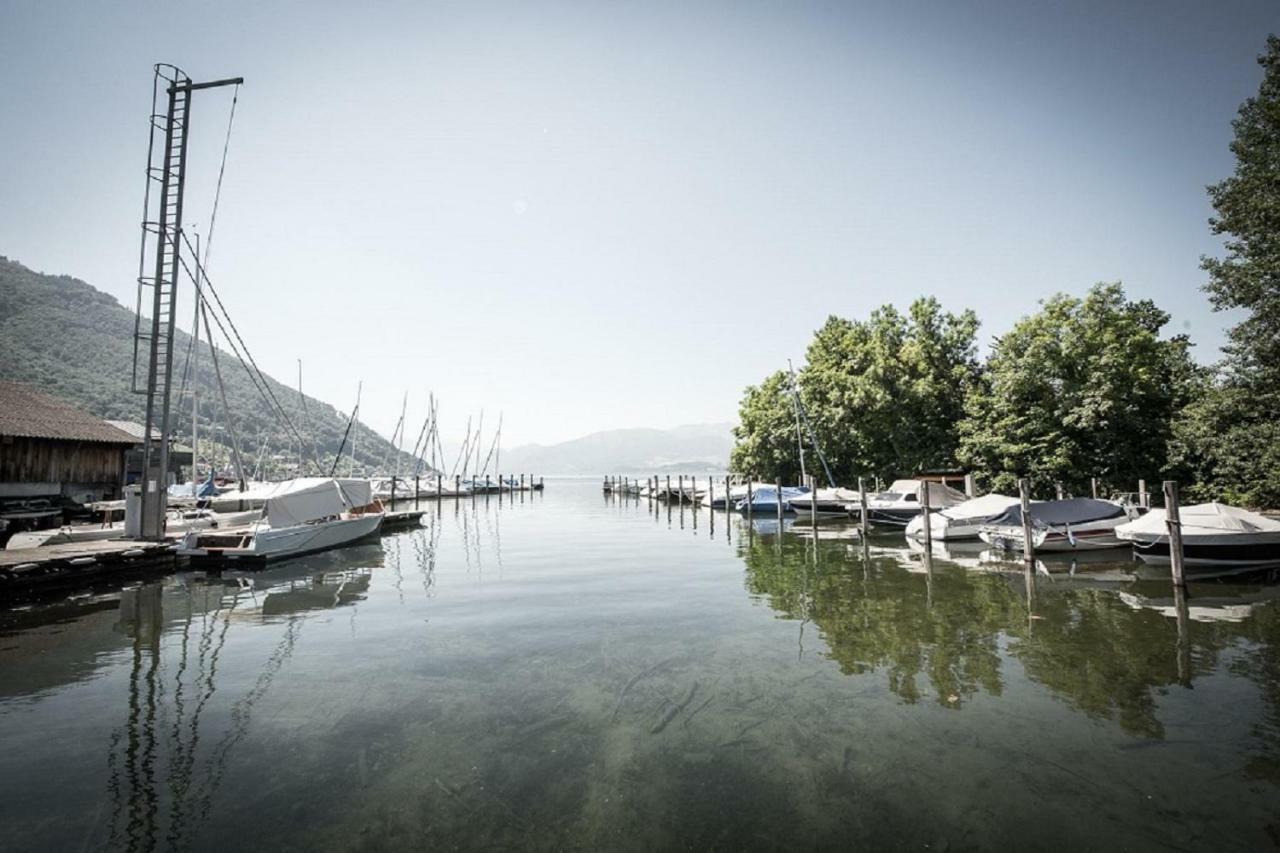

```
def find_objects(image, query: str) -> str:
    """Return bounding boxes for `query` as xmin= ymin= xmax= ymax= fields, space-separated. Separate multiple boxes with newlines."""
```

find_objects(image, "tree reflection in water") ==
xmin=738 ymin=527 xmax=1279 ymax=751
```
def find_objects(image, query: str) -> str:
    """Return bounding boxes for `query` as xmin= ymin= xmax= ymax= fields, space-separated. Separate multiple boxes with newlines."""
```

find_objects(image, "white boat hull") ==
xmin=178 ymin=513 xmax=383 ymax=563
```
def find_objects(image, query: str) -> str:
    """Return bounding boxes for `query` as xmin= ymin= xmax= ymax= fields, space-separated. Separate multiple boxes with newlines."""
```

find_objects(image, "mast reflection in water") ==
xmin=0 ymin=482 xmax=1278 ymax=851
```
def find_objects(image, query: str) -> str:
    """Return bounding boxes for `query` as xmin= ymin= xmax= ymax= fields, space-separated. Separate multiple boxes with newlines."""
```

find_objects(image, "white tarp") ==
xmin=1117 ymin=502 xmax=1280 ymax=539
xmin=941 ymin=493 xmax=1020 ymax=521
xmin=264 ymin=478 xmax=355 ymax=527
xmin=883 ymin=479 xmax=968 ymax=507
xmin=335 ymin=478 xmax=373 ymax=508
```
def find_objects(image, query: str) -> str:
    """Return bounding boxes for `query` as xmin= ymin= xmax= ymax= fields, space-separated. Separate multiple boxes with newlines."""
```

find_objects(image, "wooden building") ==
xmin=0 ymin=381 xmax=137 ymax=506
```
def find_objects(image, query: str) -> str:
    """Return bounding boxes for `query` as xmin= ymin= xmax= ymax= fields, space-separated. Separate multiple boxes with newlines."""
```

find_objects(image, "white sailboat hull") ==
xmin=178 ymin=513 xmax=384 ymax=563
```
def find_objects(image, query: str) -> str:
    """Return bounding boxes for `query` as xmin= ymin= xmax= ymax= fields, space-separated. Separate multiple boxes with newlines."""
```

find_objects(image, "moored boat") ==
xmin=978 ymin=498 xmax=1134 ymax=552
xmin=177 ymin=478 xmax=383 ymax=564
xmin=866 ymin=480 xmax=967 ymax=528
xmin=905 ymin=493 xmax=1021 ymax=541
xmin=1116 ymin=502 xmax=1280 ymax=567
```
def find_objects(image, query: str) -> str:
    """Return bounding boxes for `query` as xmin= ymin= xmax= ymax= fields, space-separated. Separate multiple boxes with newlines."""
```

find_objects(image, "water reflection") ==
xmin=89 ymin=549 xmax=385 ymax=852
xmin=2 ymin=484 xmax=1279 ymax=850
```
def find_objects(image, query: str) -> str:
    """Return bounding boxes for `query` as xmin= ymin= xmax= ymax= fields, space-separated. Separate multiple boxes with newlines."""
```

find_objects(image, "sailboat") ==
xmin=177 ymin=478 xmax=383 ymax=564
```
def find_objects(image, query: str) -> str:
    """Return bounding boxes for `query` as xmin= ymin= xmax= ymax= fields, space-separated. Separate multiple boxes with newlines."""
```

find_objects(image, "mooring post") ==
xmin=725 ymin=475 xmax=731 ymax=517
xmin=436 ymin=475 xmax=442 ymax=501
xmin=1164 ymin=480 xmax=1187 ymax=588
xmin=709 ymin=477 xmax=714 ymax=508
xmin=920 ymin=480 xmax=932 ymax=545
xmin=1139 ymin=479 xmax=1148 ymax=509
xmin=455 ymin=474 xmax=461 ymax=497
xmin=665 ymin=475 xmax=671 ymax=502
xmin=964 ymin=473 xmax=976 ymax=498
xmin=1019 ymin=477 xmax=1034 ymax=563
xmin=746 ymin=479 xmax=753 ymax=518
xmin=414 ymin=474 xmax=420 ymax=509
xmin=678 ymin=474 xmax=685 ymax=505
xmin=391 ymin=477 xmax=397 ymax=506
xmin=1055 ymin=481 xmax=1064 ymax=500
xmin=776 ymin=477 xmax=783 ymax=522
xmin=809 ymin=474 xmax=817 ymax=528
xmin=691 ymin=475 xmax=697 ymax=506
xmin=1091 ymin=477 xmax=1098 ymax=499
xmin=857 ymin=476 xmax=869 ymax=531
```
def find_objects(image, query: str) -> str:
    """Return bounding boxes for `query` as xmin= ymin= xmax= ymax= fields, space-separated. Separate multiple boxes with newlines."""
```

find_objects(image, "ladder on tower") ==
xmin=130 ymin=65 xmax=242 ymax=539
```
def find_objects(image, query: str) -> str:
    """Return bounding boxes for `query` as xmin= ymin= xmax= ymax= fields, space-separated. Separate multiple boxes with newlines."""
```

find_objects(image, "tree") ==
xmin=1181 ymin=34 xmax=1280 ymax=507
xmin=730 ymin=371 xmax=801 ymax=480
xmin=957 ymin=283 xmax=1197 ymax=496
xmin=730 ymin=298 xmax=980 ymax=482
xmin=801 ymin=299 xmax=980 ymax=482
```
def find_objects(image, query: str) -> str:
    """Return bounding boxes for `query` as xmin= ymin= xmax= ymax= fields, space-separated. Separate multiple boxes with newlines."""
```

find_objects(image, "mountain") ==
xmin=0 ymin=254 xmax=409 ymax=477
xmin=498 ymin=423 xmax=734 ymax=475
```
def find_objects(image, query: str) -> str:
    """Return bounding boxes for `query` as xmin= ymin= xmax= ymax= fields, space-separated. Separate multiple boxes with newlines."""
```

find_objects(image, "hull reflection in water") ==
xmin=1 ymin=482 xmax=1279 ymax=851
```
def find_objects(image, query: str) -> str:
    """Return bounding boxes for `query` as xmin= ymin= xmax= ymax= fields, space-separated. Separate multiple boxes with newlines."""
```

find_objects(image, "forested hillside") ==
xmin=0 ymin=255 xmax=413 ymax=477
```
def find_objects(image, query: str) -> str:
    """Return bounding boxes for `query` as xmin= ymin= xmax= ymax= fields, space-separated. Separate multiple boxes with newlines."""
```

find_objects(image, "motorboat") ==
xmin=978 ymin=498 xmax=1134 ymax=552
xmin=700 ymin=482 xmax=762 ymax=509
xmin=4 ymin=506 xmax=261 ymax=549
xmin=1116 ymin=502 xmax=1280 ymax=568
xmin=788 ymin=487 xmax=862 ymax=519
xmin=865 ymin=479 xmax=967 ymax=527
xmin=905 ymin=493 xmax=1021 ymax=541
xmin=177 ymin=478 xmax=384 ymax=564
xmin=735 ymin=485 xmax=810 ymax=514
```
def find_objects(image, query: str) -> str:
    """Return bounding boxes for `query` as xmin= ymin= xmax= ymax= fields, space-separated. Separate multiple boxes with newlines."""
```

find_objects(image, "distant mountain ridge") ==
xmin=0 ymin=254 xmax=405 ymax=476
xmin=499 ymin=423 xmax=733 ymax=475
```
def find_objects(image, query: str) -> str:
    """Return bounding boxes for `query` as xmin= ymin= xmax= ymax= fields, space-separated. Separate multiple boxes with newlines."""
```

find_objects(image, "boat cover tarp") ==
xmin=940 ymin=493 xmax=1020 ymax=520
xmin=1117 ymin=502 xmax=1280 ymax=539
xmin=264 ymin=478 xmax=361 ymax=527
xmin=335 ymin=478 xmax=373 ymax=508
xmin=880 ymin=479 xmax=967 ymax=507
xmin=989 ymin=497 xmax=1125 ymax=527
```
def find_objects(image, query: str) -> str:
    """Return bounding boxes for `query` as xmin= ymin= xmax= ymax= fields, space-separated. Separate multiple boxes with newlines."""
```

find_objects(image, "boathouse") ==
xmin=106 ymin=419 xmax=193 ymax=486
xmin=0 ymin=381 xmax=137 ymax=507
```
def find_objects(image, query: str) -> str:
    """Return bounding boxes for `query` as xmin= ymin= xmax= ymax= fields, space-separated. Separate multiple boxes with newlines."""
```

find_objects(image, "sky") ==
xmin=1 ymin=1 xmax=1276 ymax=448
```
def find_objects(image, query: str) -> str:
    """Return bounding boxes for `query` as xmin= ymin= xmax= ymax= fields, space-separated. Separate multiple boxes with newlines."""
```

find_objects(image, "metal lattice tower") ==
xmin=132 ymin=64 xmax=243 ymax=539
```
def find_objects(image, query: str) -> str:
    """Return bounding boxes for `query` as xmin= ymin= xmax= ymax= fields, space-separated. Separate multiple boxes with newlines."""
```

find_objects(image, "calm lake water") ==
xmin=2 ymin=478 xmax=1279 ymax=851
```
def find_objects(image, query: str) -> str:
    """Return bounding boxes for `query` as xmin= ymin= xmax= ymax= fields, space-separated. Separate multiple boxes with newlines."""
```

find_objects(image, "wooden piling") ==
xmin=1055 ymin=481 xmax=1064 ymax=500
xmin=920 ymin=481 xmax=932 ymax=545
xmin=691 ymin=476 xmax=697 ymax=506
xmin=776 ymin=477 xmax=783 ymax=522
xmin=414 ymin=474 xmax=420 ymax=509
xmin=1019 ymin=478 xmax=1034 ymax=562
xmin=1139 ymin=479 xmax=1148 ymax=509
xmin=746 ymin=480 xmax=753 ymax=518
xmin=678 ymin=474 xmax=684 ymax=505
xmin=391 ymin=477 xmax=397 ymax=505
xmin=436 ymin=475 xmax=442 ymax=500
xmin=1091 ymin=477 xmax=1098 ymax=499
xmin=964 ymin=473 xmax=976 ymax=498
xmin=455 ymin=474 xmax=461 ymax=497
xmin=725 ymin=476 xmax=731 ymax=517
xmin=857 ymin=476 xmax=869 ymax=531
xmin=666 ymin=475 xmax=672 ymax=503
xmin=809 ymin=474 xmax=817 ymax=527
xmin=1164 ymin=480 xmax=1187 ymax=588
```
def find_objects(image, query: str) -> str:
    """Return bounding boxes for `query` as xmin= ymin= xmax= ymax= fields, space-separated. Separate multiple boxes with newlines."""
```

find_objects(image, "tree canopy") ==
xmin=1177 ymin=34 xmax=1280 ymax=507
xmin=957 ymin=284 xmax=1197 ymax=496
xmin=730 ymin=298 xmax=980 ymax=483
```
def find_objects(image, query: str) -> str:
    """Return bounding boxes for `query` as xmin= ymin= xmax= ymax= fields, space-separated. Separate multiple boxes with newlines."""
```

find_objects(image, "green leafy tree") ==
xmin=1176 ymin=35 xmax=1280 ymax=507
xmin=957 ymin=283 xmax=1196 ymax=496
xmin=801 ymin=299 xmax=980 ymax=482
xmin=731 ymin=298 xmax=980 ymax=483
xmin=730 ymin=371 xmax=801 ymax=480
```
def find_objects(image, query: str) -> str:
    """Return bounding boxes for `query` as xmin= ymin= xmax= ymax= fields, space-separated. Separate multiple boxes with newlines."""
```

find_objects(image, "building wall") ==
xmin=0 ymin=436 xmax=127 ymax=498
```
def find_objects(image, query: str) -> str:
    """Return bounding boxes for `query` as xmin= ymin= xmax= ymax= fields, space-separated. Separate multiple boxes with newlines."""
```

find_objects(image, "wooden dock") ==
xmin=0 ymin=539 xmax=179 ymax=596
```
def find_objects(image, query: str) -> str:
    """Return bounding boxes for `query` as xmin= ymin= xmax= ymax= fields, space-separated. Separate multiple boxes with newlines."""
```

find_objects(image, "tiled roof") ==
xmin=0 ymin=382 xmax=139 ymax=444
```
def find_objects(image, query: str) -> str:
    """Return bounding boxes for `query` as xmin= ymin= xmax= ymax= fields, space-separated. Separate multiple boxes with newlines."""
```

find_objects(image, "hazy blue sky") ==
xmin=1 ymin=1 xmax=1276 ymax=447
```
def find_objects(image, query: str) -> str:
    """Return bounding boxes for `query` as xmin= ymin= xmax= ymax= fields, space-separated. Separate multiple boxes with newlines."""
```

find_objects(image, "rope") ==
xmin=172 ymin=234 xmax=316 ymax=468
